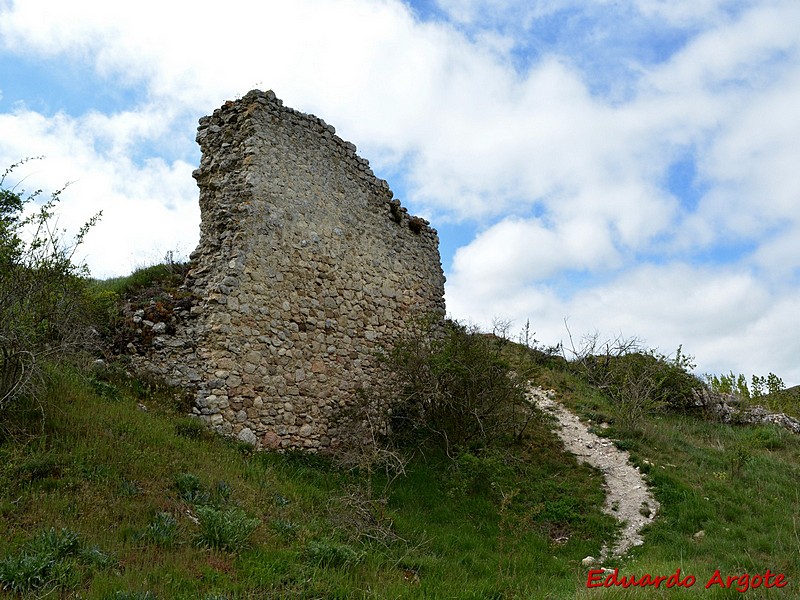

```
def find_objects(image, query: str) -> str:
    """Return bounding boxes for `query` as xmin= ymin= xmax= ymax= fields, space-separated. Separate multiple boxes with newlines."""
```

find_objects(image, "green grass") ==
xmin=552 ymin=373 xmax=800 ymax=599
xmin=1 ymin=352 xmax=799 ymax=598
xmin=0 ymin=362 xmax=614 ymax=598
xmin=92 ymin=262 xmax=190 ymax=299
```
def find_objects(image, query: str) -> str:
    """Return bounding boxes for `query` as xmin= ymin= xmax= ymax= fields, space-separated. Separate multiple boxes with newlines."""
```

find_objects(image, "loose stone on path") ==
xmin=527 ymin=386 xmax=659 ymax=560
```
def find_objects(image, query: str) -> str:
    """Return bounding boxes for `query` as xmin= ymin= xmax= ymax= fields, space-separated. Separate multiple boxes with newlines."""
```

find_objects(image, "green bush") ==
xmin=1 ymin=158 xmax=101 ymax=413
xmin=567 ymin=333 xmax=702 ymax=427
xmin=388 ymin=320 xmax=532 ymax=454
xmin=96 ymin=259 xmax=189 ymax=299
xmin=450 ymin=450 xmax=514 ymax=498
xmin=601 ymin=349 xmax=701 ymax=413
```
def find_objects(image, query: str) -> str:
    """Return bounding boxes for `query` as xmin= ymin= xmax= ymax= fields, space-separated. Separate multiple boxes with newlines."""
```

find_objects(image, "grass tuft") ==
xmin=195 ymin=506 xmax=260 ymax=552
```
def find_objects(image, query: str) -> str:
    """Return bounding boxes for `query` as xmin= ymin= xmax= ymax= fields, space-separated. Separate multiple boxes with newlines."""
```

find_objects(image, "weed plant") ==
xmin=142 ymin=512 xmax=180 ymax=548
xmin=0 ymin=527 xmax=112 ymax=595
xmin=194 ymin=506 xmax=260 ymax=552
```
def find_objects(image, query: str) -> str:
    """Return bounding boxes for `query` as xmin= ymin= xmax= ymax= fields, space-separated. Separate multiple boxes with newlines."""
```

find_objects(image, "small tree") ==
xmin=705 ymin=372 xmax=786 ymax=401
xmin=388 ymin=319 xmax=532 ymax=456
xmin=0 ymin=159 xmax=101 ymax=413
xmin=705 ymin=372 xmax=751 ymax=400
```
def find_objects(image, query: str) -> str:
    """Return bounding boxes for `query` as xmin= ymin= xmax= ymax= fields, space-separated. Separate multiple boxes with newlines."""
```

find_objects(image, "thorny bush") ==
xmin=388 ymin=319 xmax=533 ymax=456
xmin=564 ymin=326 xmax=702 ymax=428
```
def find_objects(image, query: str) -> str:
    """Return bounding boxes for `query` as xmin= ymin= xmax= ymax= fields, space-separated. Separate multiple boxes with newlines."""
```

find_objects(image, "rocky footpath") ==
xmin=527 ymin=386 xmax=659 ymax=560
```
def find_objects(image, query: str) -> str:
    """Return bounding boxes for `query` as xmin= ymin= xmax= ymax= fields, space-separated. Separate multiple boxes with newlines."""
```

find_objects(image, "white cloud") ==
xmin=451 ymin=216 xmax=621 ymax=297
xmin=449 ymin=261 xmax=800 ymax=384
xmin=0 ymin=107 xmax=198 ymax=277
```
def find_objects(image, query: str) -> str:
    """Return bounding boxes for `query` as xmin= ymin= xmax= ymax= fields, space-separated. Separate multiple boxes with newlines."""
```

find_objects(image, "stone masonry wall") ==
xmin=134 ymin=90 xmax=446 ymax=451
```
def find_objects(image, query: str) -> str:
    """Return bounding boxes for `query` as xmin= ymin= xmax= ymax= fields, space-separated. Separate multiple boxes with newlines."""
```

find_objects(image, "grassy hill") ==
xmin=1 ymin=265 xmax=799 ymax=598
xmin=1 ymin=359 xmax=799 ymax=598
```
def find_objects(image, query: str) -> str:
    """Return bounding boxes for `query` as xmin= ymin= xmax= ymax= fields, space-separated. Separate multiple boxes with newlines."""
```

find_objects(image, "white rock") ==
xmin=237 ymin=427 xmax=257 ymax=446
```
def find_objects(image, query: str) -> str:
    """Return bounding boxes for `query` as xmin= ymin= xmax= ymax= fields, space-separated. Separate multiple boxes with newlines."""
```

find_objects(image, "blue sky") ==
xmin=1 ymin=0 xmax=799 ymax=385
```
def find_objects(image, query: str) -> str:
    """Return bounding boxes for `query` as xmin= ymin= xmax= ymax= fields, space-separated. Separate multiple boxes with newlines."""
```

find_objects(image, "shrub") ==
xmin=388 ymin=319 xmax=532 ymax=455
xmin=705 ymin=371 xmax=751 ymax=399
xmin=565 ymin=329 xmax=702 ymax=425
xmin=195 ymin=506 xmax=260 ymax=552
xmin=0 ymin=158 xmax=101 ymax=414
xmin=449 ymin=450 xmax=515 ymax=499
xmin=706 ymin=371 xmax=789 ymax=411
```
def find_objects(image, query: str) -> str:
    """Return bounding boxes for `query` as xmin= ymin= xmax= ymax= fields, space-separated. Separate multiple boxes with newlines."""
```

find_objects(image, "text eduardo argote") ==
xmin=587 ymin=568 xmax=787 ymax=592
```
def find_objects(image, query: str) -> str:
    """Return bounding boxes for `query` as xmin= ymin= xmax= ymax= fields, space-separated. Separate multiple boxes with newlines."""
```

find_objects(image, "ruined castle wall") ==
xmin=140 ymin=90 xmax=445 ymax=451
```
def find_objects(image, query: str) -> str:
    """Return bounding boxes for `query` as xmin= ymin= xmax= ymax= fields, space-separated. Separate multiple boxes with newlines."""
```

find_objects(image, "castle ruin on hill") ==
xmin=131 ymin=90 xmax=446 ymax=451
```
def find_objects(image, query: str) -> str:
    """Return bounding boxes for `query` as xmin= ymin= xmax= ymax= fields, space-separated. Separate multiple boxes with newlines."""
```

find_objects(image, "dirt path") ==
xmin=527 ymin=386 xmax=659 ymax=560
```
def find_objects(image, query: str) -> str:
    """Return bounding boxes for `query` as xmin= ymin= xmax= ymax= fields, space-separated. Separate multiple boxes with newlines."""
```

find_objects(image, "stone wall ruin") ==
xmin=132 ymin=90 xmax=446 ymax=451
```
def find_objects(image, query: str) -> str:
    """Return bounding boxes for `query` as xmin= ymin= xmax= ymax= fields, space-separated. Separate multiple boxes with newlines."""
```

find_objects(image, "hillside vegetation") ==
xmin=1 ymin=167 xmax=799 ymax=598
xmin=1 ymin=270 xmax=799 ymax=598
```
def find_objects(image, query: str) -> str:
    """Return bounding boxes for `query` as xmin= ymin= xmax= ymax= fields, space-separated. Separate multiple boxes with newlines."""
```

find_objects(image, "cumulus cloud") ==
xmin=449 ymin=262 xmax=800 ymax=385
xmin=0 ymin=106 xmax=198 ymax=277
xmin=445 ymin=3 xmax=800 ymax=382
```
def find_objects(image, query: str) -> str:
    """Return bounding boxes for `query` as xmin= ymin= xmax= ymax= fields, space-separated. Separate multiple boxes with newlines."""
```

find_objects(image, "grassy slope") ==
xmin=0 ymin=363 xmax=615 ymax=599
xmin=1 ymin=348 xmax=798 ymax=598
xmin=543 ymin=369 xmax=800 ymax=599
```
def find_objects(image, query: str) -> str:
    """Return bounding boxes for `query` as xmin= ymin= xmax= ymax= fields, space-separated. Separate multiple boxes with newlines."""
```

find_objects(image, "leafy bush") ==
xmin=0 ymin=158 xmax=101 ymax=413
xmin=706 ymin=371 xmax=788 ymax=406
xmin=97 ymin=256 xmax=189 ymax=299
xmin=388 ymin=320 xmax=532 ymax=454
xmin=195 ymin=506 xmax=260 ymax=552
xmin=565 ymin=330 xmax=702 ymax=426
xmin=450 ymin=450 xmax=514 ymax=498
xmin=705 ymin=371 xmax=751 ymax=399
